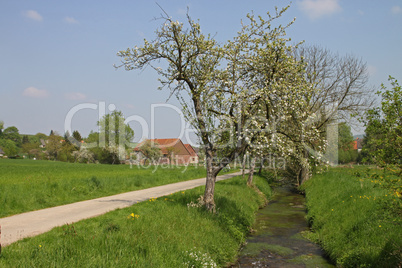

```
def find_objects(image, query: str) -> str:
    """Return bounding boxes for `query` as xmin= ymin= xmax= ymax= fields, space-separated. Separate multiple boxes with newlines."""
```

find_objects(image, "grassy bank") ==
xmin=0 ymin=159 xmax=206 ymax=218
xmin=0 ymin=174 xmax=272 ymax=267
xmin=301 ymin=166 xmax=402 ymax=267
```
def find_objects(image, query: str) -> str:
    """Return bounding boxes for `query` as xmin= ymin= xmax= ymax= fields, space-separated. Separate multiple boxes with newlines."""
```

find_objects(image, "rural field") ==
xmin=0 ymin=159 xmax=207 ymax=218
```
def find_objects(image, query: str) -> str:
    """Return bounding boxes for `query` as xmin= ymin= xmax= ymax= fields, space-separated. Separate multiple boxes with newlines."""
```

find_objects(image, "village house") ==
xmin=0 ymin=147 xmax=5 ymax=157
xmin=133 ymin=138 xmax=199 ymax=165
xmin=353 ymin=137 xmax=363 ymax=152
xmin=39 ymin=139 xmax=46 ymax=148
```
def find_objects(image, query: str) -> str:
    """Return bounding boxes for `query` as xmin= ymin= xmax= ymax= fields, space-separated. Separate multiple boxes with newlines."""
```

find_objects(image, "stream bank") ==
xmin=232 ymin=183 xmax=335 ymax=267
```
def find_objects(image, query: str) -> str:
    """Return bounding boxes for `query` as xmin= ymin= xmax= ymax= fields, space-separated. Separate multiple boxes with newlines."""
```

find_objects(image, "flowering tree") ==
xmin=117 ymin=6 xmax=316 ymax=211
xmin=288 ymin=45 xmax=374 ymax=183
xmin=72 ymin=148 xmax=95 ymax=164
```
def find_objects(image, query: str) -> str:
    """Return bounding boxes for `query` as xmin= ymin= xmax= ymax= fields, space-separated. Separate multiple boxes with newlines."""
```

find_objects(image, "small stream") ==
xmin=232 ymin=184 xmax=335 ymax=267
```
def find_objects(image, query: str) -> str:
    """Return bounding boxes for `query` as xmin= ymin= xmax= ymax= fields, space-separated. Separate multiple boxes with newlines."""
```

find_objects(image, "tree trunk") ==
xmin=296 ymin=166 xmax=301 ymax=186
xmin=247 ymin=157 xmax=256 ymax=186
xmin=242 ymin=155 xmax=246 ymax=179
xmin=300 ymin=149 xmax=311 ymax=184
xmin=203 ymin=149 xmax=216 ymax=212
xmin=258 ymin=157 xmax=263 ymax=175
xmin=300 ymin=165 xmax=311 ymax=185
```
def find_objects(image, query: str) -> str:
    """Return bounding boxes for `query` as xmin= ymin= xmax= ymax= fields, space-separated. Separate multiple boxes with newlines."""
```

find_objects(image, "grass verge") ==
xmin=300 ymin=166 xmax=402 ymax=267
xmin=0 ymin=159 xmax=207 ymax=218
xmin=0 ymin=174 xmax=271 ymax=267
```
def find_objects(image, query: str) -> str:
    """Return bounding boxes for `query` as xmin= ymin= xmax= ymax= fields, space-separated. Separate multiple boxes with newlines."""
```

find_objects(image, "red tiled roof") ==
xmin=353 ymin=138 xmax=363 ymax=150
xmin=184 ymin=144 xmax=198 ymax=157
xmin=134 ymin=138 xmax=192 ymax=156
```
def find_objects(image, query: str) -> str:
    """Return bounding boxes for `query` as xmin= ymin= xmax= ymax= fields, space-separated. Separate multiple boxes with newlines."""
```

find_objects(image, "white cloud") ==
xmin=391 ymin=6 xmax=402 ymax=15
xmin=23 ymin=10 xmax=43 ymax=21
xmin=23 ymin=87 xmax=49 ymax=98
xmin=64 ymin=92 xmax=86 ymax=100
xmin=298 ymin=0 xmax=342 ymax=20
xmin=64 ymin=16 xmax=79 ymax=24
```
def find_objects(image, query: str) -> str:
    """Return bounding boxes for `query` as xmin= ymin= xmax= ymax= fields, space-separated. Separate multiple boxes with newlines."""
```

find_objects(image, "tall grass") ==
xmin=0 ymin=175 xmax=272 ymax=267
xmin=0 ymin=159 xmax=206 ymax=218
xmin=301 ymin=166 xmax=402 ymax=267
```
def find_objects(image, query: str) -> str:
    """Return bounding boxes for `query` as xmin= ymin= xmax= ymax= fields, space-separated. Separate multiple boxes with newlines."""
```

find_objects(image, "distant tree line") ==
xmin=0 ymin=121 xmax=45 ymax=158
xmin=0 ymin=110 xmax=135 ymax=164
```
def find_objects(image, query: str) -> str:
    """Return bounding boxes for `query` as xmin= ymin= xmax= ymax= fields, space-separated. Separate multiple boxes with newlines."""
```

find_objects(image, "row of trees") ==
xmin=116 ymin=5 xmax=373 ymax=211
xmin=0 ymin=110 xmax=136 ymax=164
xmin=0 ymin=121 xmax=47 ymax=157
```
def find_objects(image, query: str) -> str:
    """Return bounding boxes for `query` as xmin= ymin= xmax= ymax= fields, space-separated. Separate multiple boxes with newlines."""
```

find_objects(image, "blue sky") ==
xmin=0 ymin=0 xmax=401 ymax=143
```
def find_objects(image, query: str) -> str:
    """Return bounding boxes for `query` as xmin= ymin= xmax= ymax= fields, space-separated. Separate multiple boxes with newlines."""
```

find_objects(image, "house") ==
xmin=0 ymin=147 xmax=5 ymax=157
xmin=353 ymin=138 xmax=363 ymax=152
xmin=133 ymin=138 xmax=199 ymax=165
xmin=39 ymin=139 xmax=46 ymax=148
xmin=184 ymin=144 xmax=199 ymax=164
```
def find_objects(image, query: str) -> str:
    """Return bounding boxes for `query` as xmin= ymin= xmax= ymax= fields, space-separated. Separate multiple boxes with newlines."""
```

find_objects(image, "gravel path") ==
xmin=0 ymin=171 xmax=242 ymax=247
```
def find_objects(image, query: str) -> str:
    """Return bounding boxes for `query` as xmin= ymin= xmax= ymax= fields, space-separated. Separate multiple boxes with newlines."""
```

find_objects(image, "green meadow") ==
xmin=3 ymin=159 xmax=400 ymax=267
xmin=0 ymin=174 xmax=272 ymax=267
xmin=301 ymin=166 xmax=402 ymax=267
xmin=0 ymin=159 xmax=206 ymax=218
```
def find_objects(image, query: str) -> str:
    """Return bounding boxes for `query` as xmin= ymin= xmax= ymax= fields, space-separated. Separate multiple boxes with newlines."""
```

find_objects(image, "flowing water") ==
xmin=232 ymin=184 xmax=335 ymax=268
